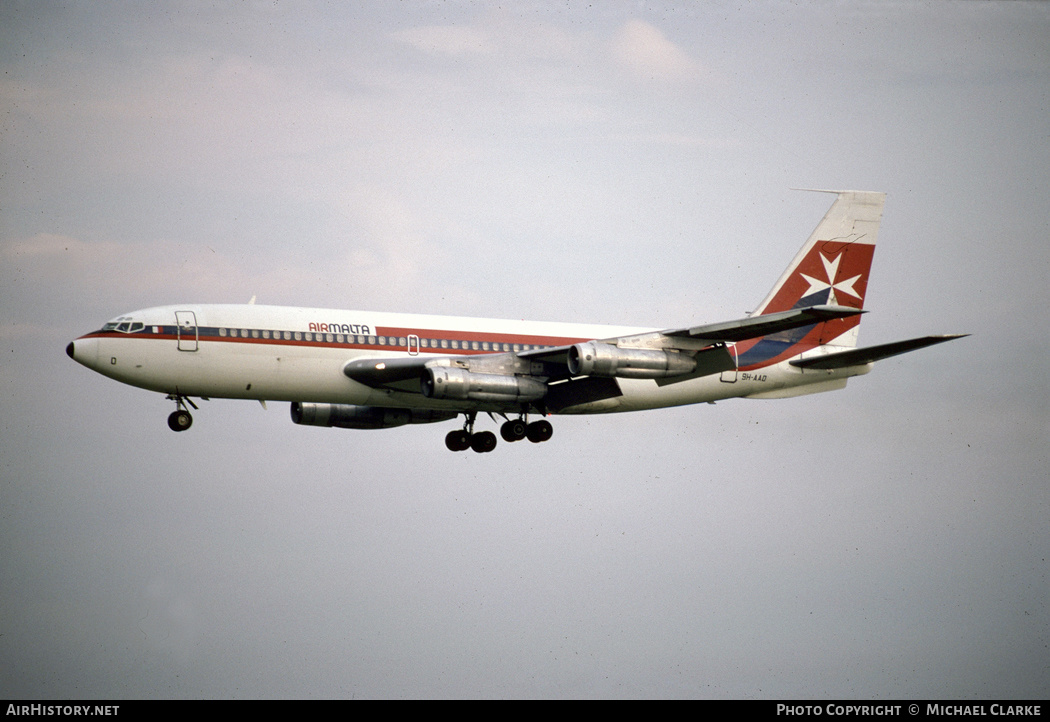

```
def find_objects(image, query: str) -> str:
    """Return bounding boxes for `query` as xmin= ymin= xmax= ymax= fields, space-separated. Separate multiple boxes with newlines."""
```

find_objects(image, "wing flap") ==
xmin=654 ymin=343 xmax=737 ymax=386
xmin=545 ymin=377 xmax=623 ymax=413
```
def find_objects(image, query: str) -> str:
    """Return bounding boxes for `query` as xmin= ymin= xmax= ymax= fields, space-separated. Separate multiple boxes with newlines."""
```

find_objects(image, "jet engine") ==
xmin=290 ymin=402 xmax=456 ymax=429
xmin=567 ymin=341 xmax=697 ymax=379
xmin=421 ymin=367 xmax=546 ymax=403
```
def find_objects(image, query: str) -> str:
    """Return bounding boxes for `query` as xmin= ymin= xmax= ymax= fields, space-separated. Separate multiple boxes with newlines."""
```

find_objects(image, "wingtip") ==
xmin=789 ymin=187 xmax=887 ymax=197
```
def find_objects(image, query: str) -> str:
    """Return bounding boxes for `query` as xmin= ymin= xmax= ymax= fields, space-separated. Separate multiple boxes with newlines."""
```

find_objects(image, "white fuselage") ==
xmin=69 ymin=303 xmax=870 ymax=416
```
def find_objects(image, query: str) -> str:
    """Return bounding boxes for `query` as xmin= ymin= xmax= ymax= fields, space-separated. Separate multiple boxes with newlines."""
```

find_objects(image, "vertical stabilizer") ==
xmin=754 ymin=190 xmax=885 ymax=315
xmin=752 ymin=190 xmax=885 ymax=348
xmin=733 ymin=191 xmax=885 ymax=370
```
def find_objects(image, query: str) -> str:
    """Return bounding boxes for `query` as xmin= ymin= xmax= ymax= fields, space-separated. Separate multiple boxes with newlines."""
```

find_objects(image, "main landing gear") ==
xmin=166 ymin=394 xmax=198 ymax=432
xmin=445 ymin=412 xmax=553 ymax=453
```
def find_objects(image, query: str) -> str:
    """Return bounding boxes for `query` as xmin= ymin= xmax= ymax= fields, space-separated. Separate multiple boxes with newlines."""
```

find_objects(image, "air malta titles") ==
xmin=308 ymin=321 xmax=371 ymax=335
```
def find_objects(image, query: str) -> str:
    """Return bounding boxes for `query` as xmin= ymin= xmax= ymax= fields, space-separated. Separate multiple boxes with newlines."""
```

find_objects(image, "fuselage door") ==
xmin=408 ymin=334 xmax=420 ymax=356
xmin=719 ymin=342 xmax=738 ymax=383
xmin=175 ymin=311 xmax=198 ymax=352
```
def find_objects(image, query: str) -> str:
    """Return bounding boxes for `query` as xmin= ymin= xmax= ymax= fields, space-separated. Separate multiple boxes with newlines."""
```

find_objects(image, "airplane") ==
xmin=67 ymin=190 xmax=965 ymax=453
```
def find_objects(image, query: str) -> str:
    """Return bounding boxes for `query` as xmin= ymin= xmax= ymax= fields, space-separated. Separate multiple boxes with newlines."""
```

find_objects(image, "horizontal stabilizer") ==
xmin=789 ymin=334 xmax=969 ymax=370
xmin=665 ymin=305 xmax=864 ymax=344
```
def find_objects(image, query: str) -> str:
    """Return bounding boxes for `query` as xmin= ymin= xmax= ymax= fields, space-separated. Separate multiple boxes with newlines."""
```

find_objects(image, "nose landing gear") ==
xmin=167 ymin=409 xmax=193 ymax=431
xmin=165 ymin=394 xmax=198 ymax=432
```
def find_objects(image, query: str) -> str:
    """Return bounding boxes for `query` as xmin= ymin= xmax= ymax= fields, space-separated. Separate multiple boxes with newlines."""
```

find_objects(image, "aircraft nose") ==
xmin=67 ymin=335 xmax=100 ymax=369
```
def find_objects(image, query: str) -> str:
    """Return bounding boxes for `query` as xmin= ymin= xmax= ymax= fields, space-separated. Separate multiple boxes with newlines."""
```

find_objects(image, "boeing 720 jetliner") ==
xmin=67 ymin=190 xmax=965 ymax=452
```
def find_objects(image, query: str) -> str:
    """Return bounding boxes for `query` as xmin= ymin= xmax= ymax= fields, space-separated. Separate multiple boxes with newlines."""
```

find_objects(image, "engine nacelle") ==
xmin=421 ymin=367 xmax=547 ymax=403
xmin=290 ymin=402 xmax=456 ymax=429
xmin=567 ymin=341 xmax=697 ymax=379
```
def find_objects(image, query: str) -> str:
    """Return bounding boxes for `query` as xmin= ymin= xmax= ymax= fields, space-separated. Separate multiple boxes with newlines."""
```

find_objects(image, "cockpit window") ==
xmin=103 ymin=317 xmax=143 ymax=333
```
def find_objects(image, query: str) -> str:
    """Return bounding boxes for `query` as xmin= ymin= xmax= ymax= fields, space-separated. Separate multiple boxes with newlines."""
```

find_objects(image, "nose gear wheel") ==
xmin=165 ymin=393 xmax=198 ymax=432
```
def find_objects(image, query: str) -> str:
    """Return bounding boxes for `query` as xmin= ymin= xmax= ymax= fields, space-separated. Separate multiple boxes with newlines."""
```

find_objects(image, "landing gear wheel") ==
xmin=445 ymin=429 xmax=472 ymax=452
xmin=165 ymin=393 xmax=198 ymax=432
xmin=470 ymin=431 xmax=498 ymax=453
xmin=526 ymin=419 xmax=553 ymax=443
xmin=500 ymin=419 xmax=527 ymax=442
xmin=167 ymin=409 xmax=193 ymax=432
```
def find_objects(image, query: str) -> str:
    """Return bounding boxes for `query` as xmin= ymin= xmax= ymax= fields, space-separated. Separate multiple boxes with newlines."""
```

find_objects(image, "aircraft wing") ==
xmin=513 ymin=304 xmax=864 ymax=365
xmin=660 ymin=304 xmax=864 ymax=344
xmin=342 ymin=304 xmax=866 ymax=392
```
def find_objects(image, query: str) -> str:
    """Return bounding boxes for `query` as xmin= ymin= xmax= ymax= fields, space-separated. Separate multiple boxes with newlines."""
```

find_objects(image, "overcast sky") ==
xmin=1 ymin=0 xmax=1047 ymax=699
